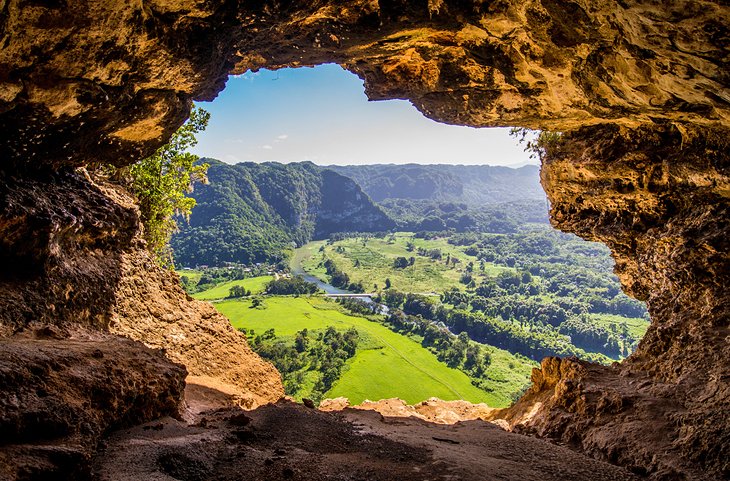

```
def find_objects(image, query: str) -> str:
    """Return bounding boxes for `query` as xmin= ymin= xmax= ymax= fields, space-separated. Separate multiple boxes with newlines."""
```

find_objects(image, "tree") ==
xmin=509 ymin=128 xmax=563 ymax=162
xmin=266 ymin=276 xmax=319 ymax=295
xmin=294 ymin=329 xmax=309 ymax=353
xmin=228 ymin=285 xmax=250 ymax=298
xmin=393 ymin=257 xmax=410 ymax=269
xmin=130 ymin=106 xmax=210 ymax=266
xmin=460 ymin=272 xmax=473 ymax=285
xmin=330 ymin=271 xmax=350 ymax=289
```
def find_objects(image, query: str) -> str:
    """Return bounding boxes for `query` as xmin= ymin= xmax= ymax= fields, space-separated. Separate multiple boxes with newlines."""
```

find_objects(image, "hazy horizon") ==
xmin=191 ymin=64 xmax=538 ymax=167
xmin=203 ymin=158 xmax=540 ymax=169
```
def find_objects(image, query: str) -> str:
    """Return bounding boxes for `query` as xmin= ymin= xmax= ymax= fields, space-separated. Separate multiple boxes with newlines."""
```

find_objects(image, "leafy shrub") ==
xmin=265 ymin=276 xmax=319 ymax=295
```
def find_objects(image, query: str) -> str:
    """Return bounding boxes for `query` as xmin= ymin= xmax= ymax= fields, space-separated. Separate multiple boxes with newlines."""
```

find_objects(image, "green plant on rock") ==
xmin=130 ymin=106 xmax=210 ymax=267
xmin=509 ymin=128 xmax=563 ymax=162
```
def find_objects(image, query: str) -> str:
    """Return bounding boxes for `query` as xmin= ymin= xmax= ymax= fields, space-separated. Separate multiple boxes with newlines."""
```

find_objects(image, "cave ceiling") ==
xmin=1 ymin=0 xmax=728 ymax=169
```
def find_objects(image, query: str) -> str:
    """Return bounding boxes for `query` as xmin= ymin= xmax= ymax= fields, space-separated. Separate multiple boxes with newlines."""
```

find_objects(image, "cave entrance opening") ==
xmin=175 ymin=64 xmax=648 ymax=410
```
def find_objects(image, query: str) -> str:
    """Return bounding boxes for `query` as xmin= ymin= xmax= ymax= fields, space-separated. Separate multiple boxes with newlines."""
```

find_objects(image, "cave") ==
xmin=1 ymin=1 xmax=727 ymax=480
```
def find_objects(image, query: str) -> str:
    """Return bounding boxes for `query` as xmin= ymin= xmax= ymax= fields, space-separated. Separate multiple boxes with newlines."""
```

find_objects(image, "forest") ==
xmin=302 ymin=228 xmax=648 ymax=363
xmin=171 ymin=160 xmax=392 ymax=267
xmin=174 ymin=161 xmax=648 ymax=406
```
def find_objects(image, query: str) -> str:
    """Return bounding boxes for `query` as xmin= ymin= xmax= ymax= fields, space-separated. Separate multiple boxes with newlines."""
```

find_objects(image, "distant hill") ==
xmin=171 ymin=160 xmax=395 ymax=266
xmin=326 ymin=164 xmax=545 ymax=205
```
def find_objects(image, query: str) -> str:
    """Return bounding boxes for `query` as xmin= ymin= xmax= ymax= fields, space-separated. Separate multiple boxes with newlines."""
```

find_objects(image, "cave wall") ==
xmin=499 ymin=124 xmax=729 ymax=479
xmin=0 ymin=166 xmax=282 ymax=406
xmin=1 ymin=0 xmax=728 ymax=479
xmin=0 ymin=168 xmax=283 ymax=477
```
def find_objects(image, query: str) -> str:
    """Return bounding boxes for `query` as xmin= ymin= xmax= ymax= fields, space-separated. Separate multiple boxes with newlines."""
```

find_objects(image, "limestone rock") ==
xmin=0 ymin=334 xmax=185 ymax=480
xmin=1 ymin=1 xmax=728 ymax=168
xmin=492 ymin=124 xmax=730 ymax=480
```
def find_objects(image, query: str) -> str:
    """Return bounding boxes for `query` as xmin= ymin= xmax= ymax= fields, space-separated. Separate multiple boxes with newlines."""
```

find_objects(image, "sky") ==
xmin=190 ymin=64 xmax=536 ymax=167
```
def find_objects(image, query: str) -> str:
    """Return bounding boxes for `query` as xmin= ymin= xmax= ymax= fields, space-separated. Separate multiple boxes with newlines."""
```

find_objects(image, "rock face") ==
xmin=501 ymin=124 xmax=729 ymax=480
xmin=319 ymin=396 xmax=498 ymax=425
xmin=2 ymin=0 xmax=728 ymax=169
xmin=0 ymin=333 xmax=186 ymax=480
xmin=109 ymin=239 xmax=284 ymax=409
xmin=0 ymin=169 xmax=283 ymax=476
xmin=0 ymin=167 xmax=283 ymax=405
xmin=1 ymin=1 xmax=728 ymax=480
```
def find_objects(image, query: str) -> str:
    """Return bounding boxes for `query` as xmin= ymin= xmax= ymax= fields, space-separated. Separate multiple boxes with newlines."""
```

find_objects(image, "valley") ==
xmin=175 ymin=161 xmax=649 ymax=410
xmin=297 ymin=230 xmax=648 ymax=362
xmin=210 ymin=295 xmax=532 ymax=406
xmin=179 ymin=228 xmax=647 ymax=408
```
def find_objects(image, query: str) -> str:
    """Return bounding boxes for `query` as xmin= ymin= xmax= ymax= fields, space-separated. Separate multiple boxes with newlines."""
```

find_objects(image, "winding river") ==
xmin=290 ymin=243 xmax=387 ymax=313
xmin=289 ymin=243 xmax=350 ymax=294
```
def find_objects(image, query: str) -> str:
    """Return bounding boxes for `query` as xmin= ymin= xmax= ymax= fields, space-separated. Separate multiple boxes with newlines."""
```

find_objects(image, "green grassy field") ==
xmin=176 ymin=269 xmax=203 ymax=285
xmin=589 ymin=313 xmax=649 ymax=340
xmin=214 ymin=296 xmax=533 ymax=406
xmin=299 ymin=233 xmax=512 ymax=293
xmin=192 ymin=276 xmax=274 ymax=300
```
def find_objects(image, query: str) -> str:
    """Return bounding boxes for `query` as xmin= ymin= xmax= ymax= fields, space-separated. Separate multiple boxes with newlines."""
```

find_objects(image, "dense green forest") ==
xmin=301 ymin=229 xmax=648 ymax=363
xmin=249 ymin=324 xmax=361 ymax=401
xmin=379 ymin=198 xmax=549 ymax=233
xmin=171 ymin=160 xmax=393 ymax=267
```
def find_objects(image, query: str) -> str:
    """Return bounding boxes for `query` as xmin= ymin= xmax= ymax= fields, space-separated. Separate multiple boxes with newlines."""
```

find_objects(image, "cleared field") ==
xmin=214 ymin=296 xmax=532 ymax=406
xmin=176 ymin=269 xmax=203 ymax=284
xmin=192 ymin=276 xmax=274 ymax=300
xmin=291 ymin=240 xmax=329 ymax=279
xmin=588 ymin=313 xmax=649 ymax=340
xmin=299 ymin=233 xmax=512 ymax=293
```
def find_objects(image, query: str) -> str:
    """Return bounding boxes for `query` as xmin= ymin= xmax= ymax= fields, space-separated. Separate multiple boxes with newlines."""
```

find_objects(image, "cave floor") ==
xmin=92 ymin=399 xmax=638 ymax=481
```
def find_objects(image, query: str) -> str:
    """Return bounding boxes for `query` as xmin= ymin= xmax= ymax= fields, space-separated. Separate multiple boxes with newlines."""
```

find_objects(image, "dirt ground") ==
xmin=93 ymin=392 xmax=638 ymax=481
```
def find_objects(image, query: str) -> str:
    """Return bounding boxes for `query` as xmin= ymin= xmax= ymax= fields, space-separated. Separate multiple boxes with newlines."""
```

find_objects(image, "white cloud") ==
xmin=262 ymin=144 xmax=273 ymax=150
xmin=232 ymin=71 xmax=261 ymax=81
xmin=277 ymin=134 xmax=289 ymax=140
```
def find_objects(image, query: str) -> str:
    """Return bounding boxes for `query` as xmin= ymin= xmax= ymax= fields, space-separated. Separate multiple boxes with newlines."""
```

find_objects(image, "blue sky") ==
xmin=191 ymin=64 xmax=535 ymax=167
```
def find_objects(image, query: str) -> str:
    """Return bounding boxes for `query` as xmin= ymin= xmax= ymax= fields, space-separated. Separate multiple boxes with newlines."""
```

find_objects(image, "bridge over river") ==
xmin=324 ymin=293 xmax=376 ymax=298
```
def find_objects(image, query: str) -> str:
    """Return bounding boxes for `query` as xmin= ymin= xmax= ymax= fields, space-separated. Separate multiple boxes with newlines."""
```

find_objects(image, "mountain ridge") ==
xmin=172 ymin=161 xmax=547 ymax=266
xmin=326 ymin=163 xmax=544 ymax=205
xmin=171 ymin=160 xmax=395 ymax=266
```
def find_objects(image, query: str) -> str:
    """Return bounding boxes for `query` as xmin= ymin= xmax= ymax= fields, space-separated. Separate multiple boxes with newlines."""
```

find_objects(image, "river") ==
xmin=290 ymin=243 xmax=350 ymax=294
xmin=290 ymin=243 xmax=387 ymax=313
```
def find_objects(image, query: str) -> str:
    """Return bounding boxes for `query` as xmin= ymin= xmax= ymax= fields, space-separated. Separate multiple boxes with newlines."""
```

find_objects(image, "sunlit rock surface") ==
xmin=3 ymin=0 xmax=728 ymax=168
xmin=500 ymin=124 xmax=729 ymax=480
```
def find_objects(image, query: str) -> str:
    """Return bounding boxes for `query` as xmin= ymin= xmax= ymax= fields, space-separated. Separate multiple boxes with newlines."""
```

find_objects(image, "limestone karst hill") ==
xmin=171 ymin=160 xmax=395 ymax=266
